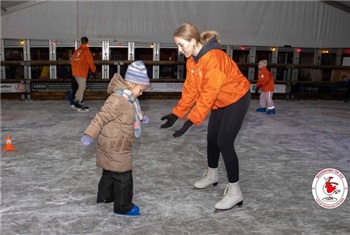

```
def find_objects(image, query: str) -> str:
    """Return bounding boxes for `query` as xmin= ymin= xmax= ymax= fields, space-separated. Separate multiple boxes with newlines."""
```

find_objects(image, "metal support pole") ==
xmin=49 ymin=39 xmax=57 ymax=79
xmin=153 ymin=42 xmax=160 ymax=79
xmin=102 ymin=41 xmax=110 ymax=79
xmin=248 ymin=47 xmax=256 ymax=81
xmin=128 ymin=42 xmax=135 ymax=61
xmin=292 ymin=49 xmax=300 ymax=81
xmin=24 ymin=39 xmax=30 ymax=79
xmin=0 ymin=39 xmax=5 ymax=79
xmin=271 ymin=47 xmax=278 ymax=80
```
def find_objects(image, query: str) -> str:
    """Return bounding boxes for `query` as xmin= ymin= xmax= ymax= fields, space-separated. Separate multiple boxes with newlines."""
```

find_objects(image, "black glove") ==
xmin=160 ymin=113 xmax=178 ymax=128
xmin=89 ymin=71 xmax=96 ymax=79
xmin=172 ymin=120 xmax=193 ymax=138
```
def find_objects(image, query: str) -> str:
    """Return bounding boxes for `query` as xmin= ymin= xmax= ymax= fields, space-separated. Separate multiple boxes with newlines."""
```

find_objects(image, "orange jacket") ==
xmin=256 ymin=67 xmax=274 ymax=92
xmin=71 ymin=44 xmax=96 ymax=78
xmin=172 ymin=49 xmax=250 ymax=125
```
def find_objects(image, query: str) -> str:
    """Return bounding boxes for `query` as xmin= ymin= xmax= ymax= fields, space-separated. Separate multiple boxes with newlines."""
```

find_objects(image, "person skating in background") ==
xmin=81 ymin=61 xmax=149 ymax=217
xmin=161 ymin=23 xmax=251 ymax=212
xmin=255 ymin=60 xmax=276 ymax=114
xmin=340 ymin=75 xmax=350 ymax=103
xmin=71 ymin=36 xmax=96 ymax=112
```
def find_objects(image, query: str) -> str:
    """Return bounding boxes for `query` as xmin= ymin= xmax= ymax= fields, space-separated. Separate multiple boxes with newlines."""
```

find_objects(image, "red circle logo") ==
xmin=312 ymin=168 xmax=348 ymax=209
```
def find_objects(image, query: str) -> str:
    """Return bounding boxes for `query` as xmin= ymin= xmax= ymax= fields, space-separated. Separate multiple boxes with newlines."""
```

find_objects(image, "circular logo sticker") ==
xmin=312 ymin=168 xmax=348 ymax=209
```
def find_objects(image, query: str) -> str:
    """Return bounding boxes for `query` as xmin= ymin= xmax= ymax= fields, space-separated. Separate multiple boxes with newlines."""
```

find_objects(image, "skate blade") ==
xmin=114 ymin=213 xmax=140 ymax=218
xmin=77 ymin=109 xmax=89 ymax=112
xmin=193 ymin=182 xmax=218 ymax=190
xmin=214 ymin=201 xmax=243 ymax=213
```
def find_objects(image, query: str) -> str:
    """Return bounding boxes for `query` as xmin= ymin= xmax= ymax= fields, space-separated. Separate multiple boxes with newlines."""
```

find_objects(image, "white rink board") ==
xmin=146 ymin=82 xmax=287 ymax=93
xmin=146 ymin=83 xmax=184 ymax=92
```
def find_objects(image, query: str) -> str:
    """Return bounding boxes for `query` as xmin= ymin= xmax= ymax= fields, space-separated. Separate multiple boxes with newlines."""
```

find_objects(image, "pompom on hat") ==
xmin=125 ymin=60 xmax=150 ymax=85
xmin=259 ymin=60 xmax=268 ymax=67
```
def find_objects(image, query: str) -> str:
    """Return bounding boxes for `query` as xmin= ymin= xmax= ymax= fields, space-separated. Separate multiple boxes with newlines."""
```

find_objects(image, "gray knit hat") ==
xmin=125 ymin=60 xmax=150 ymax=85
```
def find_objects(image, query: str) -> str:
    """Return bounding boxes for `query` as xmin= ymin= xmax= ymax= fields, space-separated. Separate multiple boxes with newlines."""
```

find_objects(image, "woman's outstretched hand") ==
xmin=160 ymin=113 xmax=178 ymax=128
xmin=172 ymin=120 xmax=193 ymax=138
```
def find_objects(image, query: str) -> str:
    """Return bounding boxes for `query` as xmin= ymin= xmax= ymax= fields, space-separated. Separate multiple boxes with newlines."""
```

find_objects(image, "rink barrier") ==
xmin=289 ymin=81 xmax=348 ymax=100
xmin=0 ymin=79 xmax=348 ymax=100
xmin=2 ymin=60 xmax=350 ymax=69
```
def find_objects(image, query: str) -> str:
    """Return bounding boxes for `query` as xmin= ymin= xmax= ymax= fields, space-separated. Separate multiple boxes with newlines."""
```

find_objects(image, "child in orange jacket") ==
xmin=255 ymin=60 xmax=276 ymax=114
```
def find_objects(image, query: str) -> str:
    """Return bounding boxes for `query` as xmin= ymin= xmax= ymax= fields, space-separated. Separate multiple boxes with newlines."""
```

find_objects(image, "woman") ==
xmin=161 ymin=23 xmax=251 ymax=211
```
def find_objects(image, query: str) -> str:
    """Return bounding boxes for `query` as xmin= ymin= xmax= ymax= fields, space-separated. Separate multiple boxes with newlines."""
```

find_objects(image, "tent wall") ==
xmin=1 ymin=1 xmax=350 ymax=48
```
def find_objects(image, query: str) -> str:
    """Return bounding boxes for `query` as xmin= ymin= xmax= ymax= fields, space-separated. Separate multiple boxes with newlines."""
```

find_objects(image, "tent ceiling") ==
xmin=322 ymin=0 xmax=350 ymax=13
xmin=2 ymin=0 xmax=350 ymax=15
xmin=1 ymin=1 xmax=46 ymax=15
xmin=1 ymin=1 xmax=26 ymax=9
xmin=1 ymin=1 xmax=350 ymax=48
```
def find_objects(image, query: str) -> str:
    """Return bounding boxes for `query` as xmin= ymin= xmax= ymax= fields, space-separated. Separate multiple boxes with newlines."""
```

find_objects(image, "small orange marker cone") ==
xmin=3 ymin=135 xmax=16 ymax=151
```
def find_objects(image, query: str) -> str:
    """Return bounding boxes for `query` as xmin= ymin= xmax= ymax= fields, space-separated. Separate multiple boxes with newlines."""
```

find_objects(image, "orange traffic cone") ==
xmin=3 ymin=135 xmax=16 ymax=151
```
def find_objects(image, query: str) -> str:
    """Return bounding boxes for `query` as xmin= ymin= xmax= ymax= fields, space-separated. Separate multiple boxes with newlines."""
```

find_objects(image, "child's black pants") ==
xmin=97 ymin=169 xmax=134 ymax=214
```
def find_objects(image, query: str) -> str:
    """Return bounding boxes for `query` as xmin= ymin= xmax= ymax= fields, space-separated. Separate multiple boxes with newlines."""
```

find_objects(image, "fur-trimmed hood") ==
xmin=107 ymin=73 xmax=129 ymax=94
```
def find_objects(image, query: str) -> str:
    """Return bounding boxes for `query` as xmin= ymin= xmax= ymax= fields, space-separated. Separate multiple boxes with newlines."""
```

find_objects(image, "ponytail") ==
xmin=200 ymin=31 xmax=221 ymax=45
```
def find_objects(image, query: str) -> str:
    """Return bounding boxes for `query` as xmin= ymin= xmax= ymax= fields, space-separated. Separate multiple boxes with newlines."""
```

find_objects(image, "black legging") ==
xmin=207 ymin=90 xmax=250 ymax=183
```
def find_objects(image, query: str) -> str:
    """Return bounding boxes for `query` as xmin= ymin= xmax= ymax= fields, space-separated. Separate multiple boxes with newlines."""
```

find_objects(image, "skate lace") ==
xmin=202 ymin=171 xmax=209 ymax=177
xmin=219 ymin=183 xmax=230 ymax=196
xmin=197 ymin=171 xmax=210 ymax=183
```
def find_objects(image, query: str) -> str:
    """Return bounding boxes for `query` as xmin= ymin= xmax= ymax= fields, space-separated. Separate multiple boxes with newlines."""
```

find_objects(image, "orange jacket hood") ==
xmin=172 ymin=41 xmax=250 ymax=125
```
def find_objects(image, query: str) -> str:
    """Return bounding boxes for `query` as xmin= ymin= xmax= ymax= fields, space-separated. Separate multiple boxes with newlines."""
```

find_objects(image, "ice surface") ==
xmin=1 ymin=99 xmax=350 ymax=234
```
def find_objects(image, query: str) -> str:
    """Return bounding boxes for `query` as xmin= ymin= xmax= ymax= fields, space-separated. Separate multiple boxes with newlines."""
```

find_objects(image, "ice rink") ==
xmin=1 ymin=98 xmax=350 ymax=234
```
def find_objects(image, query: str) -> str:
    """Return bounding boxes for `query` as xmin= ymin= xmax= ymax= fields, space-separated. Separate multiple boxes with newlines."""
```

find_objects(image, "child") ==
xmin=80 ymin=60 xmax=149 ymax=217
xmin=255 ymin=60 xmax=276 ymax=114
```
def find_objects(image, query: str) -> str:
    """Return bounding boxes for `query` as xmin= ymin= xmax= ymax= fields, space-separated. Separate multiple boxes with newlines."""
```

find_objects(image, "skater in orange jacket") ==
xmin=255 ymin=60 xmax=276 ymax=114
xmin=161 ymin=23 xmax=251 ymax=212
xmin=71 ymin=36 xmax=96 ymax=112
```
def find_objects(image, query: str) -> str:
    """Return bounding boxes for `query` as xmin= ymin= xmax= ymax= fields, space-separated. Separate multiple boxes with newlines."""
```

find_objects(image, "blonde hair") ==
xmin=173 ymin=23 xmax=200 ymax=43
xmin=123 ymin=80 xmax=135 ymax=89
xmin=200 ymin=31 xmax=221 ymax=45
xmin=173 ymin=23 xmax=221 ymax=45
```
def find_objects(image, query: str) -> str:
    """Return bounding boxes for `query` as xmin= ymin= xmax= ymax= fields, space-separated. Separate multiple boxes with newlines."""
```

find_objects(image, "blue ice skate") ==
xmin=267 ymin=109 xmax=276 ymax=115
xmin=114 ymin=205 xmax=140 ymax=217
xmin=256 ymin=107 xmax=266 ymax=112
